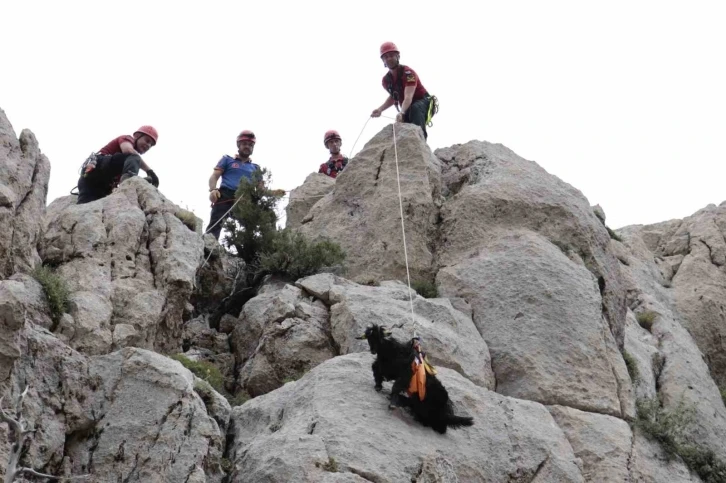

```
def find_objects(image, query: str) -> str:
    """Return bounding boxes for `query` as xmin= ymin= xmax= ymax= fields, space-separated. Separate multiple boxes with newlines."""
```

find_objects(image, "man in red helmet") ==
xmin=371 ymin=42 xmax=435 ymax=140
xmin=76 ymin=126 xmax=160 ymax=204
xmin=318 ymin=130 xmax=348 ymax=179
xmin=206 ymin=130 xmax=263 ymax=240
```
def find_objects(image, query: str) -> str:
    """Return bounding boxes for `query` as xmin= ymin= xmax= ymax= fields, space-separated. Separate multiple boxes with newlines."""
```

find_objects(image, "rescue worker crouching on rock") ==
xmin=318 ymin=130 xmax=348 ymax=179
xmin=371 ymin=41 xmax=438 ymax=140
xmin=76 ymin=125 xmax=160 ymax=204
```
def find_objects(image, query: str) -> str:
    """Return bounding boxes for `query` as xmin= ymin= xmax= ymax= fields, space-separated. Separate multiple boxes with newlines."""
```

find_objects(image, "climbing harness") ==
xmin=426 ymin=96 xmax=439 ymax=127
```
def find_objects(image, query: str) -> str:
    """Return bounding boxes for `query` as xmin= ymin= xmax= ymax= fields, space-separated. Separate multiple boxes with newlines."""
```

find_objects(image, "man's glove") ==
xmin=146 ymin=169 xmax=159 ymax=187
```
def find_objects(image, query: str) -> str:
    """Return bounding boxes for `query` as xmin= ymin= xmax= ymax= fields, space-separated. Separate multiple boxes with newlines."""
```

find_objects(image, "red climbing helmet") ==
xmin=323 ymin=130 xmax=342 ymax=147
xmin=236 ymin=130 xmax=256 ymax=146
xmin=380 ymin=41 xmax=399 ymax=58
xmin=134 ymin=125 xmax=158 ymax=144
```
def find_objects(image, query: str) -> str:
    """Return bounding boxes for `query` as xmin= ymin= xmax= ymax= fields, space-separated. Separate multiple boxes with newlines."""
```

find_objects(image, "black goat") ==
xmin=356 ymin=324 xmax=474 ymax=434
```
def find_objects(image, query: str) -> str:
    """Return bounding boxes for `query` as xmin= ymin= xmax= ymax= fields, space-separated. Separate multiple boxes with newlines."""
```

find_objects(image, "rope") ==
xmin=348 ymin=117 xmax=371 ymax=159
xmin=391 ymin=121 xmax=417 ymax=331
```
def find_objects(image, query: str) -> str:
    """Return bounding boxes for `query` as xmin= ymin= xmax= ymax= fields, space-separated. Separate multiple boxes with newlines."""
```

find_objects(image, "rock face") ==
xmin=285 ymin=172 xmax=335 ymax=229
xmin=297 ymin=273 xmax=495 ymax=390
xmin=615 ymin=223 xmax=726 ymax=461
xmin=0 ymin=108 xmax=50 ymax=278
xmin=4 ymin=108 xmax=726 ymax=482
xmin=230 ymin=283 xmax=337 ymax=397
xmin=227 ymin=353 xmax=585 ymax=483
xmin=621 ymin=204 xmax=726 ymax=388
xmin=292 ymin=132 xmax=629 ymax=420
xmin=0 ymin=276 xmax=226 ymax=482
xmin=434 ymin=141 xmax=626 ymax=349
xmin=40 ymin=177 xmax=205 ymax=355
xmin=297 ymin=123 xmax=442 ymax=284
xmin=229 ymin=273 xmax=494 ymax=397
xmin=438 ymin=231 xmax=627 ymax=417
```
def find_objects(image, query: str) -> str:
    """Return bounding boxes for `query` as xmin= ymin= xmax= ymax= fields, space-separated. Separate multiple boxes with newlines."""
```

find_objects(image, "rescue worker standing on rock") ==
xmin=76 ymin=126 xmax=160 ymax=204
xmin=318 ymin=130 xmax=348 ymax=179
xmin=371 ymin=42 xmax=437 ymax=140
xmin=206 ymin=130 xmax=262 ymax=240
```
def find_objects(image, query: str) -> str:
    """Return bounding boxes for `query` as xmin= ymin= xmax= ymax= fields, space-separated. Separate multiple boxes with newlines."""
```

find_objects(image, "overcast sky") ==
xmin=1 ymin=1 xmax=724 ymax=233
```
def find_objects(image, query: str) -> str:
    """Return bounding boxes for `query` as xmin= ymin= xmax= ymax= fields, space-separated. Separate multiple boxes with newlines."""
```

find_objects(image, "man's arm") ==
xmin=209 ymin=169 xmax=223 ymax=202
xmin=372 ymin=96 xmax=395 ymax=117
xmin=399 ymin=86 xmax=417 ymax=116
xmin=119 ymin=141 xmax=140 ymax=156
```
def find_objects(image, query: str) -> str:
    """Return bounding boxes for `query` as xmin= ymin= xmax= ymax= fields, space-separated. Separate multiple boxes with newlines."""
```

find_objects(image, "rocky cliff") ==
xmin=2 ymin=108 xmax=724 ymax=482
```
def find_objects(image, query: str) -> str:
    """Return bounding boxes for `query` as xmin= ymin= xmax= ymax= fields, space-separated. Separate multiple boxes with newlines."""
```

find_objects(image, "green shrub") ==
xmin=636 ymin=396 xmax=695 ymax=457
xmin=636 ymin=311 xmax=658 ymax=331
xmin=224 ymin=168 xmax=280 ymax=265
xmin=636 ymin=396 xmax=726 ymax=482
xmin=720 ymin=387 xmax=726 ymax=407
xmin=174 ymin=209 xmax=199 ymax=232
xmin=170 ymin=354 xmax=224 ymax=393
xmin=320 ymin=457 xmax=338 ymax=473
xmin=32 ymin=265 xmax=70 ymax=323
xmin=258 ymin=229 xmax=345 ymax=281
xmin=622 ymin=350 xmax=640 ymax=383
xmin=228 ymin=390 xmax=251 ymax=407
xmin=411 ymin=280 xmax=438 ymax=299
xmin=606 ymin=226 xmax=622 ymax=242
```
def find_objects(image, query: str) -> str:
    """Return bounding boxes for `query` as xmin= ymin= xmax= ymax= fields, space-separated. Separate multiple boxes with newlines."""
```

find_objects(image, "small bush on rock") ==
xmin=171 ymin=354 xmax=224 ymax=393
xmin=258 ymin=229 xmax=345 ymax=281
xmin=32 ymin=265 xmax=69 ymax=323
xmin=622 ymin=350 xmax=640 ymax=383
xmin=636 ymin=311 xmax=658 ymax=331
xmin=175 ymin=209 xmax=199 ymax=232
xmin=636 ymin=396 xmax=726 ymax=482
xmin=411 ymin=280 xmax=438 ymax=299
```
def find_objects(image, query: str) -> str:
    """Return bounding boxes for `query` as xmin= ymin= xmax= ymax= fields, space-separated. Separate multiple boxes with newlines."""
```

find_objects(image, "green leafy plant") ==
xmin=319 ymin=457 xmax=338 ymax=473
xmin=636 ymin=311 xmax=658 ymax=331
xmin=622 ymin=350 xmax=640 ymax=383
xmin=258 ymin=229 xmax=345 ymax=281
xmin=175 ymin=209 xmax=199 ymax=232
xmin=636 ymin=396 xmax=726 ymax=482
xmin=171 ymin=354 xmax=224 ymax=393
xmin=32 ymin=265 xmax=70 ymax=323
xmin=606 ymin=226 xmax=622 ymax=242
xmin=411 ymin=280 xmax=438 ymax=299
xmin=224 ymin=168 xmax=280 ymax=265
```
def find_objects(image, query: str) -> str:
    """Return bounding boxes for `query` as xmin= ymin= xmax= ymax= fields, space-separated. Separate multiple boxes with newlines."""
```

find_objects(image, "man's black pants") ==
xmin=76 ymin=153 xmax=142 ymax=204
xmin=206 ymin=187 xmax=236 ymax=240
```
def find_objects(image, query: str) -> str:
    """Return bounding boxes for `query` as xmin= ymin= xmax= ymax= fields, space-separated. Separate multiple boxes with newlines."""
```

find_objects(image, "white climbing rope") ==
xmin=391 ymin=121 xmax=417 ymax=330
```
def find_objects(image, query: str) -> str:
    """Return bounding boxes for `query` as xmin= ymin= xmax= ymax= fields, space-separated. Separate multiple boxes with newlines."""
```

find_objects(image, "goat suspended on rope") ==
xmin=356 ymin=324 xmax=474 ymax=434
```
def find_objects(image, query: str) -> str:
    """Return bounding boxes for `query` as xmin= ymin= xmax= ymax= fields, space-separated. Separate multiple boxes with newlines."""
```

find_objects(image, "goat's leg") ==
xmin=372 ymin=361 xmax=383 ymax=391
xmin=388 ymin=376 xmax=409 ymax=409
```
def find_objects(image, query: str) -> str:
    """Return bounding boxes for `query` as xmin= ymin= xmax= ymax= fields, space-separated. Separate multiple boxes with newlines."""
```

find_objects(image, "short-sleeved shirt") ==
xmin=215 ymin=155 xmax=261 ymax=190
xmin=318 ymin=154 xmax=348 ymax=179
xmin=381 ymin=65 xmax=428 ymax=108
xmin=98 ymin=135 xmax=135 ymax=155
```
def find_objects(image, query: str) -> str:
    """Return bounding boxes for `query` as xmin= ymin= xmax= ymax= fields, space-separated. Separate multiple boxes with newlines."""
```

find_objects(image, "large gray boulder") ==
xmin=438 ymin=231 xmax=630 ymax=417
xmin=227 ymin=353 xmax=585 ymax=483
xmin=297 ymin=273 xmax=495 ymax=389
xmin=297 ymin=123 xmax=442 ymax=284
xmin=285 ymin=172 xmax=335 ymax=229
xmin=0 ymin=108 xmax=50 ymax=278
xmin=40 ymin=177 xmax=204 ymax=355
xmin=615 ymin=225 xmax=726 ymax=461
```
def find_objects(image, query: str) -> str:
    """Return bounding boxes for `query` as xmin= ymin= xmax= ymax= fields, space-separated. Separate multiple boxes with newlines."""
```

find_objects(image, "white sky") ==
xmin=1 ymin=1 xmax=724 ymax=232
